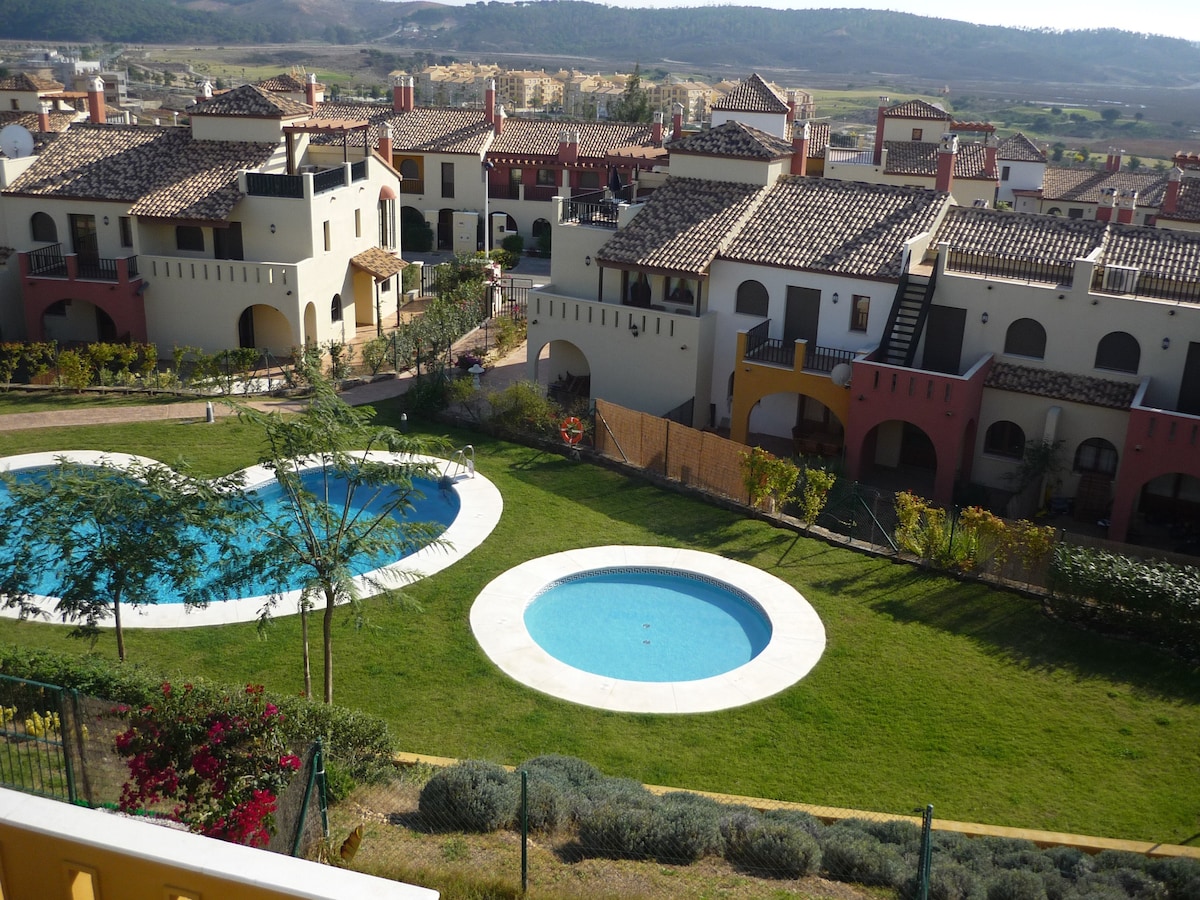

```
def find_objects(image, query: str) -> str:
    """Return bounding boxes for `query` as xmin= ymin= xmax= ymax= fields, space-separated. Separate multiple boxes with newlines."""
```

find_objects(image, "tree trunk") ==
xmin=113 ymin=592 xmax=125 ymax=662
xmin=300 ymin=605 xmax=312 ymax=700
xmin=322 ymin=583 xmax=336 ymax=704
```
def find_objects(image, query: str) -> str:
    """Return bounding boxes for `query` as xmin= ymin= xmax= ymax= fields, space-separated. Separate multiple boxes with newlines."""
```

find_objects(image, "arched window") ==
xmin=983 ymin=420 xmax=1025 ymax=459
xmin=504 ymin=214 xmax=518 ymax=233
xmin=1004 ymin=318 xmax=1046 ymax=359
xmin=1074 ymin=437 xmax=1118 ymax=476
xmin=735 ymin=280 xmax=768 ymax=317
xmin=1046 ymin=207 xmax=1062 ymax=216
xmin=532 ymin=218 xmax=551 ymax=237
xmin=331 ymin=294 xmax=342 ymax=323
xmin=399 ymin=159 xmax=419 ymax=180
xmin=1094 ymin=331 xmax=1140 ymax=373
xmin=30 ymin=212 xmax=57 ymax=243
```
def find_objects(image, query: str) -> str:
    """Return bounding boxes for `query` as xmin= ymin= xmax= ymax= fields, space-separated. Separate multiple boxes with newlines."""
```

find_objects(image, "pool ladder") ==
xmin=442 ymin=445 xmax=475 ymax=482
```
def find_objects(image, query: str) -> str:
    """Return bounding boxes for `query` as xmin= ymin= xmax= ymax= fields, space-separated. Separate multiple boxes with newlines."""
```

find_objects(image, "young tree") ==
xmin=609 ymin=63 xmax=652 ymax=123
xmin=235 ymin=374 xmax=448 ymax=703
xmin=0 ymin=458 xmax=245 ymax=661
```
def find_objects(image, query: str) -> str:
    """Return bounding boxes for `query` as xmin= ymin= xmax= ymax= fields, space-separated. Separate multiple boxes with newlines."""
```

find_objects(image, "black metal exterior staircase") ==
xmin=878 ymin=268 xmax=937 ymax=367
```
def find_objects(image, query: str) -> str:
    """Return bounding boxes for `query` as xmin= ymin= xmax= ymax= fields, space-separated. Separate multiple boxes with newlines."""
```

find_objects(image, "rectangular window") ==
xmin=536 ymin=168 xmax=556 ymax=187
xmin=441 ymin=162 xmax=454 ymax=198
xmin=1068 ymin=208 xmax=1084 ymax=219
xmin=323 ymin=220 xmax=331 ymax=251
xmin=175 ymin=225 xmax=204 ymax=252
xmin=1001 ymin=165 xmax=1011 ymax=181
xmin=850 ymin=295 xmax=870 ymax=332
xmin=118 ymin=216 xmax=133 ymax=248
xmin=213 ymin=222 xmax=243 ymax=260
xmin=911 ymin=128 xmax=923 ymax=141
xmin=381 ymin=278 xmax=392 ymax=292
xmin=355 ymin=208 xmax=362 ymax=238
xmin=578 ymin=171 xmax=600 ymax=190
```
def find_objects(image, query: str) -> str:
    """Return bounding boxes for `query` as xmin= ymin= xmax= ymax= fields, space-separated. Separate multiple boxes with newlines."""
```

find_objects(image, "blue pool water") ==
xmin=523 ymin=568 xmax=772 ymax=682
xmin=0 ymin=467 xmax=459 ymax=604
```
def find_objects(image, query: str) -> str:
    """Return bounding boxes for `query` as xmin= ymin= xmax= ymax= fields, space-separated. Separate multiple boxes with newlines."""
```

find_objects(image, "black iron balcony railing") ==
xmin=313 ymin=166 xmax=346 ymax=195
xmin=25 ymin=244 xmax=137 ymax=283
xmin=246 ymin=172 xmax=304 ymax=199
xmin=350 ymin=159 xmax=367 ymax=182
xmin=27 ymin=244 xmax=67 ymax=277
xmin=743 ymin=319 xmax=857 ymax=372
xmin=946 ymin=249 xmax=1074 ymax=287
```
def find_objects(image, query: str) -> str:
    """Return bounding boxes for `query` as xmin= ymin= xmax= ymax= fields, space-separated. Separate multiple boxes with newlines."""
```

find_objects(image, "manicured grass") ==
xmin=0 ymin=392 xmax=193 ymax=416
xmin=1 ymin=410 xmax=1198 ymax=845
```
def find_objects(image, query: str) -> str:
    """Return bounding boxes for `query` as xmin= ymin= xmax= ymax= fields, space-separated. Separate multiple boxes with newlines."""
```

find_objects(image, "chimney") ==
xmin=87 ymin=76 xmax=106 ymax=125
xmin=405 ymin=75 xmax=415 ymax=112
xmin=984 ymin=139 xmax=997 ymax=179
xmin=873 ymin=96 xmax=889 ymax=165
xmin=936 ymin=133 xmax=957 ymax=194
xmin=672 ymin=102 xmax=684 ymax=141
xmin=652 ymin=110 xmax=663 ymax=146
xmin=485 ymin=79 xmax=496 ymax=127
xmin=494 ymin=103 xmax=505 ymax=135
xmin=791 ymin=121 xmax=810 ymax=176
xmin=786 ymin=90 xmax=796 ymax=123
xmin=558 ymin=129 xmax=579 ymax=164
xmin=37 ymin=100 xmax=51 ymax=133
xmin=1161 ymin=167 xmax=1183 ymax=216
xmin=1116 ymin=189 xmax=1138 ymax=224
xmin=196 ymin=80 xmax=213 ymax=104
xmin=1096 ymin=187 xmax=1116 ymax=222
xmin=305 ymin=73 xmax=318 ymax=111
xmin=391 ymin=75 xmax=405 ymax=112
xmin=379 ymin=122 xmax=393 ymax=162
xmin=1106 ymin=148 xmax=1122 ymax=173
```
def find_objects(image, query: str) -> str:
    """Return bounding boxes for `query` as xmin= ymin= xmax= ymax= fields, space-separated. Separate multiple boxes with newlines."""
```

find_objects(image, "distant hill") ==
xmin=1 ymin=0 xmax=1198 ymax=87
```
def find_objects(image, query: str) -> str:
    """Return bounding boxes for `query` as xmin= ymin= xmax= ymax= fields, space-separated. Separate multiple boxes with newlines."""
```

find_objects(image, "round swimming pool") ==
xmin=471 ymin=546 xmax=826 ymax=714
xmin=0 ymin=450 xmax=504 ymax=629
xmin=524 ymin=568 xmax=772 ymax=682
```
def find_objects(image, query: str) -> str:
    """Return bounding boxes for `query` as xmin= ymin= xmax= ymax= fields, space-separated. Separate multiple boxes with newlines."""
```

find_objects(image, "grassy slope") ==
xmin=0 ymin=410 xmax=1197 ymax=844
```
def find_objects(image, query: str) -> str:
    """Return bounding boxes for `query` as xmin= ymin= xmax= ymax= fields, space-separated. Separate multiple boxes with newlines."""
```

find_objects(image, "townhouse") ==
xmin=0 ymin=82 xmax=404 ymax=354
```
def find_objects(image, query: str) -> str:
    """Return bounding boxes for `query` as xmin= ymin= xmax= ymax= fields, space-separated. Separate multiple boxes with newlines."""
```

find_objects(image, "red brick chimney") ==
xmin=1161 ymin=167 xmax=1183 ymax=216
xmin=935 ymin=133 xmax=957 ymax=193
xmin=672 ymin=102 xmax=684 ymax=141
xmin=37 ymin=100 xmax=51 ymax=133
xmin=873 ymin=96 xmax=889 ymax=165
xmin=651 ymin=110 xmax=663 ymax=146
xmin=1116 ymin=189 xmax=1137 ymax=224
xmin=305 ymin=73 xmax=318 ymax=111
xmin=1096 ymin=187 xmax=1116 ymax=222
xmin=1106 ymin=148 xmax=1122 ymax=173
xmin=984 ymin=139 xmax=997 ymax=178
xmin=87 ymin=76 xmax=106 ymax=125
xmin=485 ymin=79 xmax=496 ymax=128
xmin=379 ymin=122 xmax=393 ymax=162
xmin=494 ymin=103 xmax=505 ymax=136
xmin=557 ymin=129 xmax=579 ymax=164
xmin=791 ymin=121 xmax=810 ymax=176
xmin=392 ymin=76 xmax=405 ymax=112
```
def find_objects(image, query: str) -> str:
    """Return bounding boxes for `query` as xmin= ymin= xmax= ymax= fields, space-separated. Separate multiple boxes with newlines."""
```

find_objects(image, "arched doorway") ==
xmin=42 ymin=299 xmax=117 ymax=344
xmin=437 ymin=208 xmax=454 ymax=251
xmin=1132 ymin=472 xmax=1200 ymax=557
xmin=237 ymin=304 xmax=294 ymax=354
xmin=536 ymin=339 xmax=589 ymax=407
xmin=859 ymin=419 xmax=938 ymax=498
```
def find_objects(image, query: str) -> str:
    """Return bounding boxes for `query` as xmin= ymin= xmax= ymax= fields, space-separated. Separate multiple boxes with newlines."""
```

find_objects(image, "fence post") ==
xmin=916 ymin=803 xmax=933 ymax=900
xmin=62 ymin=687 xmax=78 ymax=805
xmin=520 ymin=769 xmax=528 ymax=894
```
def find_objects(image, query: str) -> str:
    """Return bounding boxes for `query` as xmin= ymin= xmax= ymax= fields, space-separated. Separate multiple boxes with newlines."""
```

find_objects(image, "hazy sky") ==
xmin=467 ymin=0 xmax=1200 ymax=43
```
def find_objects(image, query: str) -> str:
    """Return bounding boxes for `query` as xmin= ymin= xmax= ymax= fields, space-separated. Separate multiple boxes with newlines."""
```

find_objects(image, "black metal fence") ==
xmin=946 ymin=249 xmax=1074 ymax=287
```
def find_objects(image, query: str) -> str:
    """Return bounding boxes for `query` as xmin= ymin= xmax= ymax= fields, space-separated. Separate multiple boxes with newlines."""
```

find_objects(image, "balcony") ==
xmin=244 ymin=161 xmax=369 ymax=200
xmin=946 ymin=249 xmax=1074 ymax=288
xmin=1090 ymin=265 xmax=1200 ymax=304
xmin=22 ymin=244 xmax=140 ymax=285
xmin=741 ymin=319 xmax=857 ymax=373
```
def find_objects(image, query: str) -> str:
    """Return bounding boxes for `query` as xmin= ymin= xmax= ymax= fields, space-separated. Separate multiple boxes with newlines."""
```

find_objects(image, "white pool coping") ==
xmin=0 ymin=450 xmax=502 ymax=629
xmin=470 ymin=546 xmax=826 ymax=714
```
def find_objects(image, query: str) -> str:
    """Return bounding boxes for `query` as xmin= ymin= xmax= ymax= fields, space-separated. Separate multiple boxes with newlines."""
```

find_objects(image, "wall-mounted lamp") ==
xmin=980 ymin=312 xmax=989 ymax=324
xmin=1162 ymin=337 xmax=1171 ymax=350
xmin=986 ymin=284 xmax=993 ymax=290
xmin=530 ymin=319 xmax=538 ymax=325
xmin=286 ymin=290 xmax=293 ymax=296
xmin=102 ymin=215 xmax=109 ymax=226
xmin=584 ymin=255 xmax=592 ymax=266
xmin=1169 ymin=309 xmax=1176 ymax=316
xmin=832 ymin=292 xmax=839 ymax=304
xmin=857 ymin=394 xmax=866 ymax=401
xmin=270 ymin=224 xmax=276 ymax=234
xmin=1058 ymin=294 xmax=1066 ymax=300
xmin=1091 ymin=298 xmax=1099 ymax=306
xmin=629 ymin=321 xmax=639 ymax=337
xmin=680 ymin=344 xmax=688 ymax=350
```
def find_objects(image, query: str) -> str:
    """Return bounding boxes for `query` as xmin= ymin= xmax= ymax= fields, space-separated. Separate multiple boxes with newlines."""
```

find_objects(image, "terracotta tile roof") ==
xmin=1164 ymin=178 xmax=1200 ymax=223
xmin=1101 ymin=222 xmax=1200 ymax=283
xmin=935 ymin=206 xmax=1106 ymax=265
xmin=986 ymin=362 xmax=1137 ymax=409
xmin=351 ymin=247 xmax=407 ymax=280
xmin=595 ymin=177 xmax=769 ymax=275
xmin=712 ymin=73 xmax=789 ymax=114
xmin=489 ymin=119 xmax=654 ymax=160
xmin=884 ymin=99 xmax=950 ymax=120
xmin=721 ymin=176 xmax=950 ymax=279
xmin=189 ymin=84 xmax=313 ymax=119
xmin=257 ymin=74 xmax=325 ymax=92
xmin=0 ymin=109 xmax=76 ymax=135
xmin=3 ymin=124 xmax=277 ymax=223
xmin=793 ymin=121 xmax=830 ymax=158
xmin=0 ymin=73 xmax=64 ymax=92
xmin=997 ymin=132 xmax=1046 ymax=163
xmin=1041 ymin=166 xmax=1169 ymax=206
xmin=884 ymin=140 xmax=995 ymax=179
xmin=312 ymin=103 xmax=492 ymax=153
xmin=667 ymin=120 xmax=793 ymax=160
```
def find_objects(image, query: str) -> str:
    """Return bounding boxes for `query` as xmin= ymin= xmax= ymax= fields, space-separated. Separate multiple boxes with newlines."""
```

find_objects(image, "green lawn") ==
xmin=1 ymin=405 xmax=1197 ymax=846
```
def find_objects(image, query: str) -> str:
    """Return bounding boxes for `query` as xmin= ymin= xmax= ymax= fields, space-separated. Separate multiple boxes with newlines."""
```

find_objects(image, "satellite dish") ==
xmin=0 ymin=124 xmax=34 ymax=159
xmin=830 ymin=363 xmax=852 ymax=387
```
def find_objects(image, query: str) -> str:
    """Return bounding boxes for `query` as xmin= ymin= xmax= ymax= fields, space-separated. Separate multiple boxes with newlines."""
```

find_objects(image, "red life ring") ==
xmin=560 ymin=416 xmax=584 ymax=445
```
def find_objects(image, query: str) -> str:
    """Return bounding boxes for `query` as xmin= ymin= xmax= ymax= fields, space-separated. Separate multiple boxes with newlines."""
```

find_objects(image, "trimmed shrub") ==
xmin=761 ymin=806 xmax=822 ymax=837
xmin=723 ymin=813 xmax=822 ymax=879
xmin=519 ymin=754 xmax=603 ymax=789
xmin=1147 ymin=857 xmax=1200 ymax=896
xmin=576 ymin=800 xmax=659 ymax=859
xmin=652 ymin=793 xmax=725 ymax=863
xmin=418 ymin=760 xmax=517 ymax=833
xmin=1045 ymin=846 xmax=1092 ymax=879
xmin=927 ymin=862 xmax=982 ymax=900
xmin=820 ymin=829 xmax=905 ymax=887
xmin=984 ymin=869 xmax=1048 ymax=900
